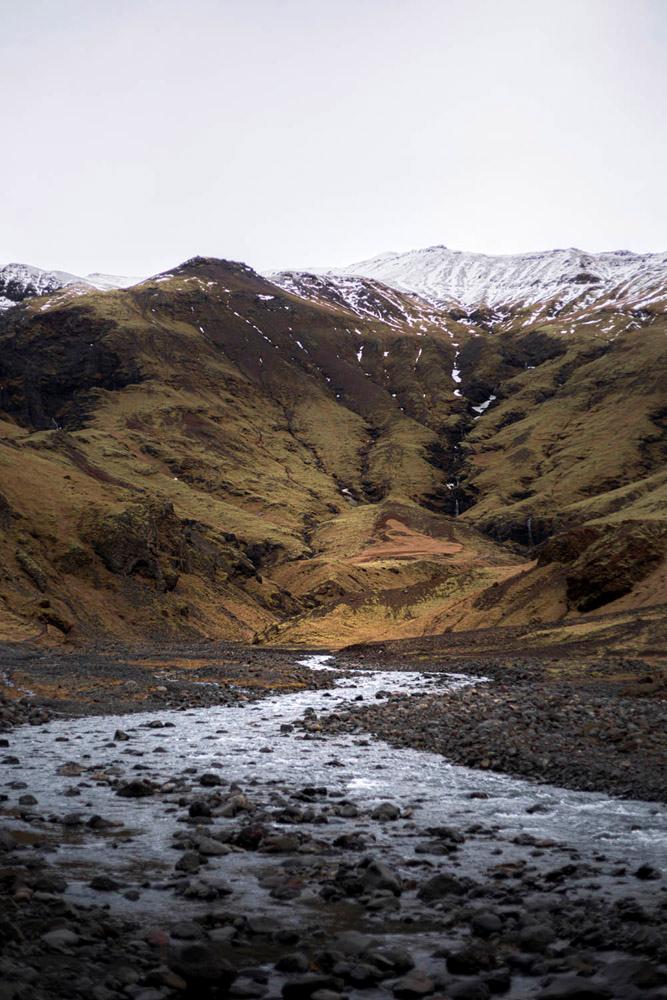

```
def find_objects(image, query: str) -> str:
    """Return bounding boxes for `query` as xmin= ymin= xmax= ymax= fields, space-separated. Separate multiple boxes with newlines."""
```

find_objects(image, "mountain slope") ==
xmin=0 ymin=250 xmax=665 ymax=649
xmin=338 ymin=245 xmax=667 ymax=323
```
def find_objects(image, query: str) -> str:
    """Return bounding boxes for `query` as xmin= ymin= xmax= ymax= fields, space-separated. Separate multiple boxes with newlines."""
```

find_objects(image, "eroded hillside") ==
xmin=0 ymin=254 xmax=664 ymax=648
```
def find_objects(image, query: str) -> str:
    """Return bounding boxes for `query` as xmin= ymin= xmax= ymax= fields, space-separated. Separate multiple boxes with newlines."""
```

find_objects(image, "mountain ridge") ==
xmin=331 ymin=244 xmax=667 ymax=318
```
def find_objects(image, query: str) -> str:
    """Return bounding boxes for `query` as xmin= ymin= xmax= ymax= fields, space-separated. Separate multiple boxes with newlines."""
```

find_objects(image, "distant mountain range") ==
xmin=0 ymin=262 xmax=140 ymax=311
xmin=334 ymin=245 xmax=667 ymax=312
xmin=4 ymin=245 xmax=666 ymax=319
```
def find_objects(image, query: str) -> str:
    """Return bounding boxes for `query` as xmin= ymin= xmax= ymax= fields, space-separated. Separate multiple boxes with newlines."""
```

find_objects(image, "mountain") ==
xmin=335 ymin=245 xmax=667 ymax=325
xmin=0 ymin=249 xmax=665 ymax=651
xmin=0 ymin=262 xmax=141 ymax=311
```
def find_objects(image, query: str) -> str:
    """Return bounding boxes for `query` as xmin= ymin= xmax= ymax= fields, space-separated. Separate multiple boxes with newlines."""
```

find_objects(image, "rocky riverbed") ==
xmin=0 ymin=653 xmax=666 ymax=1000
xmin=311 ymin=674 xmax=667 ymax=803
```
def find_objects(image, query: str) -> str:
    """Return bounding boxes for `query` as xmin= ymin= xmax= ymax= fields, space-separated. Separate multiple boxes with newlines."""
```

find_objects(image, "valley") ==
xmin=0 ymin=245 xmax=666 ymax=1000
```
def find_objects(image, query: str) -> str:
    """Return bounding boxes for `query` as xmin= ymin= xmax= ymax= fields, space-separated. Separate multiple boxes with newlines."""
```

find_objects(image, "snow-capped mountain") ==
xmin=271 ymin=270 xmax=453 ymax=331
xmin=335 ymin=246 xmax=667 ymax=315
xmin=0 ymin=263 xmax=141 ymax=311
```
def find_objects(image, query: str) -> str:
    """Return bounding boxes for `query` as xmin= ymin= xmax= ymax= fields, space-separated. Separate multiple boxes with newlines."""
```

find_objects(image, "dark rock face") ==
xmin=539 ymin=521 xmax=667 ymax=611
xmin=79 ymin=498 xmax=258 ymax=594
xmin=0 ymin=306 xmax=143 ymax=430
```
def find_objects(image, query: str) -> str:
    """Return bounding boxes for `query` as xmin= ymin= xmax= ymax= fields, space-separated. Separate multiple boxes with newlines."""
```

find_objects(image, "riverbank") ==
xmin=0 ymin=641 xmax=335 ymax=728
xmin=311 ymin=657 xmax=667 ymax=803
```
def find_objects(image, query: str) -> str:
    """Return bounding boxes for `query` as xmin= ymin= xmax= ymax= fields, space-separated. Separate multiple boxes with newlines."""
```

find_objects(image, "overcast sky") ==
xmin=2 ymin=0 xmax=665 ymax=276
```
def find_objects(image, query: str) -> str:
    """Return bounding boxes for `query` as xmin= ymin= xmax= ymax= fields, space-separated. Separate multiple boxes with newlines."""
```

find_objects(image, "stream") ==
xmin=1 ymin=654 xmax=666 ymax=998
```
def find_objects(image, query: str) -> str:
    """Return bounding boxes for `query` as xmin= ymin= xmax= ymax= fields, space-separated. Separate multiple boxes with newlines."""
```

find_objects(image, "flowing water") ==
xmin=2 ymin=653 xmax=665 ymax=924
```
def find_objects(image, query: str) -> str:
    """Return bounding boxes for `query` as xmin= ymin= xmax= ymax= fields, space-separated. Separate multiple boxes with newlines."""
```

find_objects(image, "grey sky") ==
xmin=2 ymin=0 xmax=665 ymax=276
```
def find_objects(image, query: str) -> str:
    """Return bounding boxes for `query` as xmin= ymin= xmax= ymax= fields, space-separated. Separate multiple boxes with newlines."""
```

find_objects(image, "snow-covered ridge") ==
xmin=270 ymin=269 xmax=450 ymax=331
xmin=0 ymin=262 xmax=142 ymax=311
xmin=335 ymin=245 xmax=667 ymax=313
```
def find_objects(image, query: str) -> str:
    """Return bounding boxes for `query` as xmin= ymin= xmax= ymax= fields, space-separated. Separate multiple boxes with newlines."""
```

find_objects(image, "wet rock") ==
xmin=230 ymin=978 xmax=269 ymax=998
xmin=536 ymin=977 xmax=614 ymax=999
xmin=518 ymin=923 xmax=556 ymax=951
xmin=41 ymin=928 xmax=80 ymax=949
xmin=170 ymin=921 xmax=203 ymax=940
xmin=371 ymin=801 xmax=401 ymax=821
xmin=114 ymin=729 xmax=130 ymax=741
xmin=0 ymin=829 xmax=17 ymax=851
xmin=282 ymin=976 xmax=343 ymax=999
xmin=417 ymin=872 xmax=468 ymax=901
xmin=188 ymin=799 xmax=212 ymax=818
xmin=32 ymin=872 xmax=67 ymax=893
xmin=175 ymin=851 xmax=201 ymax=873
xmin=634 ymin=864 xmax=662 ymax=880
xmin=393 ymin=968 xmax=435 ymax=997
xmin=447 ymin=943 xmax=496 ymax=975
xmin=117 ymin=779 xmax=155 ymax=798
xmin=89 ymin=875 xmax=121 ymax=891
xmin=197 ymin=836 xmax=231 ymax=856
xmin=276 ymin=953 xmax=310 ymax=973
xmin=235 ymin=823 xmax=266 ymax=850
xmin=360 ymin=857 xmax=402 ymax=896
xmin=470 ymin=912 xmax=502 ymax=937
xmin=87 ymin=815 xmax=117 ymax=829
xmin=450 ymin=980 xmax=491 ymax=1000
xmin=200 ymin=772 xmax=223 ymax=787
xmin=168 ymin=941 xmax=237 ymax=990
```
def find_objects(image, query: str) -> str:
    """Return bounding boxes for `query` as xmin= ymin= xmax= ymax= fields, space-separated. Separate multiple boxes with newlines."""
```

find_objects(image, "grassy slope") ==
xmin=0 ymin=257 xmax=664 ymax=649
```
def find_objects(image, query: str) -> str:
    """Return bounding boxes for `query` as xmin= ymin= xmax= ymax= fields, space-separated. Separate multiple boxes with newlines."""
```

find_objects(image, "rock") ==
xmin=417 ymin=872 xmax=467 ymax=901
xmin=230 ymin=978 xmax=269 ymax=998
xmin=371 ymin=801 xmax=401 ymax=821
xmin=41 ymin=928 xmax=80 ymax=949
xmin=536 ymin=977 xmax=613 ymax=999
xmin=168 ymin=942 xmax=237 ymax=989
xmin=170 ymin=921 xmax=203 ymax=940
xmin=333 ymin=931 xmax=375 ymax=956
xmin=235 ymin=824 xmax=266 ymax=850
xmin=447 ymin=943 xmax=496 ymax=976
xmin=87 ymin=814 xmax=117 ymax=829
xmin=200 ymin=772 xmax=223 ymax=787
xmin=117 ymin=779 xmax=155 ymax=798
xmin=0 ymin=829 xmax=17 ymax=851
xmin=175 ymin=851 xmax=201 ymax=873
xmin=189 ymin=800 xmax=212 ymax=818
xmin=114 ymin=729 xmax=130 ymax=741
xmin=89 ymin=875 xmax=121 ymax=891
xmin=393 ymin=969 xmax=435 ymax=997
xmin=282 ymin=976 xmax=342 ymax=999
xmin=634 ymin=863 xmax=661 ymax=880
xmin=470 ymin=912 xmax=502 ymax=937
xmin=518 ymin=923 xmax=555 ymax=951
xmin=197 ymin=836 xmax=231 ymax=856
xmin=276 ymin=953 xmax=310 ymax=973
xmin=450 ymin=981 xmax=491 ymax=1000
xmin=361 ymin=858 xmax=402 ymax=896
xmin=32 ymin=872 xmax=67 ymax=893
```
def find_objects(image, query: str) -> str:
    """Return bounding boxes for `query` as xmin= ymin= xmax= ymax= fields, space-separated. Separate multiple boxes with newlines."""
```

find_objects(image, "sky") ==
xmin=1 ymin=0 xmax=666 ymax=276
